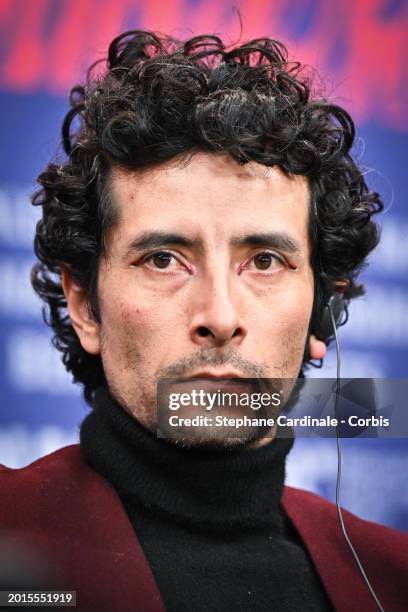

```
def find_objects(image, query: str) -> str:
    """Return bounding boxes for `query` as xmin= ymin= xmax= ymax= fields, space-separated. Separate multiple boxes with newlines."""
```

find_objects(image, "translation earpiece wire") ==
xmin=329 ymin=301 xmax=385 ymax=612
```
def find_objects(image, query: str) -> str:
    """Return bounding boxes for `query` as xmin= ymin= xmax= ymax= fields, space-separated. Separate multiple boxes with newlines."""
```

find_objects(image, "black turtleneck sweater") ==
xmin=80 ymin=387 xmax=333 ymax=612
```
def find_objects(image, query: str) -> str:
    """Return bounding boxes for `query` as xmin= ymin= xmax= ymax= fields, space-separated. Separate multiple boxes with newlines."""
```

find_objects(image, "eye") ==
xmin=253 ymin=252 xmax=280 ymax=270
xmin=240 ymin=251 xmax=286 ymax=274
xmin=137 ymin=250 xmax=192 ymax=274
xmin=148 ymin=251 xmax=174 ymax=269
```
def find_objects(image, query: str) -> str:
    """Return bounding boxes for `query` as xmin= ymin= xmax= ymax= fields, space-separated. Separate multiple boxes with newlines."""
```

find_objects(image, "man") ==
xmin=0 ymin=30 xmax=407 ymax=611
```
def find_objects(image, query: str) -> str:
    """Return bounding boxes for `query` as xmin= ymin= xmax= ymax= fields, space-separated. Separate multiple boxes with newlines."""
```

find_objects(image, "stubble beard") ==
xmin=101 ymin=336 xmax=300 ymax=450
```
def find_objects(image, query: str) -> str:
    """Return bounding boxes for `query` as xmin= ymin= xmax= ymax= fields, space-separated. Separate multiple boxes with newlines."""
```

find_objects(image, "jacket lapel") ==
xmin=282 ymin=486 xmax=378 ymax=612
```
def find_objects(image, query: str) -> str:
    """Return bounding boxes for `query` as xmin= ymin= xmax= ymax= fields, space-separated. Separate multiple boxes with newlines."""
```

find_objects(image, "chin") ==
xmin=165 ymin=426 xmax=273 ymax=452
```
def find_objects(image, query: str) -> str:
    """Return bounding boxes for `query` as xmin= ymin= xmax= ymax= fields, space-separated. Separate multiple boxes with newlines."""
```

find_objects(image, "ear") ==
xmin=61 ymin=267 xmax=101 ymax=355
xmin=309 ymin=334 xmax=327 ymax=360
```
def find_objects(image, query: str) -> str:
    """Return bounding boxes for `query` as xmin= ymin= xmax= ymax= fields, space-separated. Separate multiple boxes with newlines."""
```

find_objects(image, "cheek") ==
xmin=251 ymin=286 xmax=313 ymax=364
xmin=281 ymin=291 xmax=314 ymax=367
xmin=102 ymin=294 xmax=179 ymax=362
xmin=254 ymin=289 xmax=312 ymax=335
xmin=99 ymin=295 xmax=142 ymax=361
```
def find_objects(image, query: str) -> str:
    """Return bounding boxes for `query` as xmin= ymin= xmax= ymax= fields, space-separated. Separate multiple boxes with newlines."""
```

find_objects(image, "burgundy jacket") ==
xmin=0 ymin=444 xmax=407 ymax=611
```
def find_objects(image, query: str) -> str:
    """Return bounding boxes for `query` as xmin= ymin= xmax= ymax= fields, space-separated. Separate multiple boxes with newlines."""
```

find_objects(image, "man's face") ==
xmin=66 ymin=153 xmax=321 ymax=446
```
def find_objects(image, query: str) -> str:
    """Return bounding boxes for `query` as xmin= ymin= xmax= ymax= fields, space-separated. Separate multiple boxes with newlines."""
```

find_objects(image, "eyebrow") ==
xmin=123 ymin=232 xmax=202 ymax=259
xmin=230 ymin=232 xmax=303 ymax=256
xmin=123 ymin=230 xmax=304 ymax=259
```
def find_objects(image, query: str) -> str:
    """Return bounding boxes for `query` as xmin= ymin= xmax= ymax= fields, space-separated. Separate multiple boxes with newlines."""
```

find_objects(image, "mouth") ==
xmin=182 ymin=371 xmax=247 ymax=381
xmin=173 ymin=372 xmax=254 ymax=396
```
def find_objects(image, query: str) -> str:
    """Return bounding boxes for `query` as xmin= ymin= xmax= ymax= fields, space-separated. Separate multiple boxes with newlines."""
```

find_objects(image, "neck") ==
xmin=80 ymin=386 xmax=294 ymax=532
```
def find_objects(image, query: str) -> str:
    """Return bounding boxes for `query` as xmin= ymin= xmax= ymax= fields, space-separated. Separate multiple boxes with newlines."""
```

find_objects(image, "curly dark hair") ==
xmin=31 ymin=30 xmax=383 ymax=405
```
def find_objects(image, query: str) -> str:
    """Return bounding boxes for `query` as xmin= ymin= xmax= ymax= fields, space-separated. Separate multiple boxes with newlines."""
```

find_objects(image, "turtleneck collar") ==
xmin=80 ymin=386 xmax=294 ymax=532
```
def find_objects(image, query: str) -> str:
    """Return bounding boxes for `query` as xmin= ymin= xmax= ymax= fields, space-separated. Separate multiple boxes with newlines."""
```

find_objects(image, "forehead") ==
xmin=107 ymin=153 xmax=310 ymax=252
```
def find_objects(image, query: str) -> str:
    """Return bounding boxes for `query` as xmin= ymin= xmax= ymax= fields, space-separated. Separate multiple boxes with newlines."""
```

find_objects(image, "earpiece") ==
xmin=314 ymin=292 xmax=347 ymax=342
xmin=303 ymin=291 xmax=347 ymax=364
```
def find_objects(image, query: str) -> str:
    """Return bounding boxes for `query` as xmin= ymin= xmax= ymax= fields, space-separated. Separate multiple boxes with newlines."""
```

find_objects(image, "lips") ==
xmin=183 ymin=371 xmax=246 ymax=381
xmin=171 ymin=375 xmax=254 ymax=398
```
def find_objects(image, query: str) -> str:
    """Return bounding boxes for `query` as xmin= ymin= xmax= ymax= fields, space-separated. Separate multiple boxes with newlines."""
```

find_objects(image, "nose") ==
xmin=189 ymin=273 xmax=248 ymax=348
